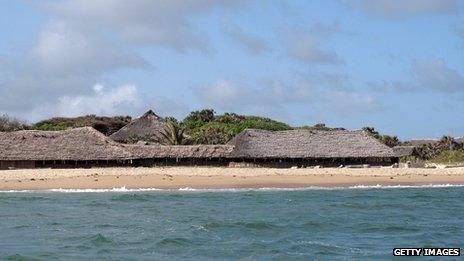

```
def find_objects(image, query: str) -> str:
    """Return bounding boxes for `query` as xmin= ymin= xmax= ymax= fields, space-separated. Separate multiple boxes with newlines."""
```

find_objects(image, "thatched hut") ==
xmin=0 ymin=126 xmax=399 ymax=170
xmin=109 ymin=110 xmax=167 ymax=142
xmin=125 ymin=144 xmax=234 ymax=166
xmin=0 ymin=127 xmax=133 ymax=169
xmin=227 ymin=129 xmax=398 ymax=167
xmin=393 ymin=145 xmax=416 ymax=157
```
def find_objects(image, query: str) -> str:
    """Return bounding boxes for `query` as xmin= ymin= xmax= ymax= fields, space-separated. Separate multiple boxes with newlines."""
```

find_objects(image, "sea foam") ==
xmin=1 ymin=184 xmax=464 ymax=193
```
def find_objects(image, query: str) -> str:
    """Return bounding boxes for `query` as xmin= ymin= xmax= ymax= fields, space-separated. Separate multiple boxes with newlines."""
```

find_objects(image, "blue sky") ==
xmin=0 ymin=0 xmax=464 ymax=139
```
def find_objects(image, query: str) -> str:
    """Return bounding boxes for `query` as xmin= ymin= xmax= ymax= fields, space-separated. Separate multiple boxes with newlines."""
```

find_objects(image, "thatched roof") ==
xmin=227 ymin=129 xmax=395 ymax=158
xmin=406 ymin=139 xmax=439 ymax=147
xmin=0 ymin=127 xmax=398 ymax=163
xmin=0 ymin=127 xmax=132 ymax=161
xmin=109 ymin=110 xmax=166 ymax=142
xmin=393 ymin=146 xmax=415 ymax=157
xmin=126 ymin=144 xmax=234 ymax=159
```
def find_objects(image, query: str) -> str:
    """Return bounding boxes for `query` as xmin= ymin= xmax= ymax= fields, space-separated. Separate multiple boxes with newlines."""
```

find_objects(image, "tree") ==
xmin=215 ymin=113 xmax=244 ymax=124
xmin=362 ymin=127 xmax=380 ymax=139
xmin=312 ymin=123 xmax=331 ymax=130
xmin=380 ymin=135 xmax=400 ymax=147
xmin=438 ymin=136 xmax=460 ymax=151
xmin=0 ymin=115 xmax=28 ymax=132
xmin=92 ymin=122 xmax=109 ymax=135
xmin=192 ymin=124 xmax=235 ymax=144
xmin=159 ymin=120 xmax=190 ymax=145
xmin=362 ymin=127 xmax=400 ymax=147
xmin=184 ymin=109 xmax=215 ymax=123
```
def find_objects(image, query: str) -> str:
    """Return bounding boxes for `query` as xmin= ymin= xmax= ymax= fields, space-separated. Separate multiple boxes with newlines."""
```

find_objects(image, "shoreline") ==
xmin=1 ymin=167 xmax=464 ymax=191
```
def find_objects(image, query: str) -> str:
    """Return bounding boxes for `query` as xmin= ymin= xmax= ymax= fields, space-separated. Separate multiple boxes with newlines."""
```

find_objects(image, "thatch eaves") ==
xmin=393 ymin=145 xmax=415 ymax=157
xmin=109 ymin=110 xmax=167 ymax=142
xmin=227 ymin=129 xmax=395 ymax=159
xmin=0 ymin=127 xmax=132 ymax=161
xmin=125 ymin=144 xmax=234 ymax=159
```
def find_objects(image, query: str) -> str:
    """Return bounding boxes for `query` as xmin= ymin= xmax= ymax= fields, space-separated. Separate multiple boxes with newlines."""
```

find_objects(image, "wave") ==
xmin=1 ymin=184 xmax=464 ymax=193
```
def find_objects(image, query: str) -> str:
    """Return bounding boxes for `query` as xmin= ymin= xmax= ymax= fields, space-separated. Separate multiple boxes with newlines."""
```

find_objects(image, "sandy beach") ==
xmin=0 ymin=167 xmax=464 ymax=190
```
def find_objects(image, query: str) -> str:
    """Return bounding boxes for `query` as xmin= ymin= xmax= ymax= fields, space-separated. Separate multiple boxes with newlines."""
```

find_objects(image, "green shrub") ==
xmin=430 ymin=150 xmax=464 ymax=164
xmin=34 ymin=123 xmax=71 ymax=131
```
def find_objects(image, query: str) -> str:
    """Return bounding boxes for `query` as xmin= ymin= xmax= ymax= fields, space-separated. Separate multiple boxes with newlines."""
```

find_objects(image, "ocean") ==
xmin=0 ymin=186 xmax=463 ymax=260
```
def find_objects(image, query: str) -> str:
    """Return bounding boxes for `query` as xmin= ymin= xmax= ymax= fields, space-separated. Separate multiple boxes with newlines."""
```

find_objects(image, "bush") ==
xmin=92 ymin=123 xmax=109 ymax=135
xmin=191 ymin=124 xmax=236 ymax=144
xmin=184 ymin=109 xmax=215 ymax=123
xmin=430 ymin=150 xmax=464 ymax=164
xmin=0 ymin=115 xmax=29 ymax=131
xmin=32 ymin=115 xmax=131 ymax=135
xmin=362 ymin=126 xmax=400 ymax=147
xmin=34 ymin=123 xmax=71 ymax=131
xmin=181 ymin=110 xmax=292 ymax=144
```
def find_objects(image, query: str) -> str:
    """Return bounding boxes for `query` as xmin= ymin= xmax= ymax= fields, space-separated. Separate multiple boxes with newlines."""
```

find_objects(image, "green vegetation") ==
xmin=32 ymin=115 xmax=131 ymax=135
xmin=429 ymin=150 xmax=464 ymax=165
xmin=362 ymin=127 xmax=400 ymax=147
xmin=8 ymin=109 xmax=462 ymax=160
xmin=181 ymin=109 xmax=292 ymax=144
xmin=34 ymin=123 xmax=72 ymax=131
xmin=297 ymin=123 xmax=345 ymax=131
xmin=115 ymin=109 xmax=344 ymax=145
xmin=159 ymin=120 xmax=189 ymax=145
xmin=414 ymin=136 xmax=463 ymax=160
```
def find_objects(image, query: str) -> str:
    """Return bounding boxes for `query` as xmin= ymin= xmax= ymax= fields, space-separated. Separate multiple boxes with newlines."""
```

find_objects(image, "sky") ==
xmin=0 ymin=0 xmax=463 ymax=139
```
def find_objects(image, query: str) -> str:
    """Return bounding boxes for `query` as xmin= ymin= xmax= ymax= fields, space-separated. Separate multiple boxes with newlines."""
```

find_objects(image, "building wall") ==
xmin=132 ymin=158 xmax=230 ymax=167
xmin=34 ymin=160 xmax=133 ymax=169
xmin=0 ymin=161 xmax=35 ymax=170
xmin=228 ymin=157 xmax=398 ymax=168
xmin=1 ymin=157 xmax=399 ymax=170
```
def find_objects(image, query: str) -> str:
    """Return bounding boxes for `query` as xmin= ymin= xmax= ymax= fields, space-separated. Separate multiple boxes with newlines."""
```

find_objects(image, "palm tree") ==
xmin=439 ymin=136 xmax=458 ymax=150
xmin=158 ymin=120 xmax=189 ymax=145
xmin=381 ymin=135 xmax=400 ymax=147
xmin=362 ymin=127 xmax=380 ymax=139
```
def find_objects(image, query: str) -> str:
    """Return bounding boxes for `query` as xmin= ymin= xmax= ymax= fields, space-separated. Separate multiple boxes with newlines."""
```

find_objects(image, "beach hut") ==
xmin=109 ymin=110 xmax=167 ymax=142
xmin=0 ymin=127 xmax=133 ymax=169
xmin=227 ymin=129 xmax=398 ymax=167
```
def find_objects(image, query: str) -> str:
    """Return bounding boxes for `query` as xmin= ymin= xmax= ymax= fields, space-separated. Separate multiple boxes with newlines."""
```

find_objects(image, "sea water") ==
xmin=0 ymin=186 xmax=463 ymax=260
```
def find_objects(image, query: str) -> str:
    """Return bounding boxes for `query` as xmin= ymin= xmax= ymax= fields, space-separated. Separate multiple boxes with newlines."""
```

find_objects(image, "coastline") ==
xmin=1 ymin=167 xmax=464 ymax=191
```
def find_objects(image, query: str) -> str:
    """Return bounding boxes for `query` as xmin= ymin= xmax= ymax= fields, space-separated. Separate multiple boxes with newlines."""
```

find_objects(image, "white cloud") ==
xmin=192 ymin=79 xmax=313 ymax=111
xmin=192 ymin=78 xmax=382 ymax=122
xmin=344 ymin=0 xmax=463 ymax=19
xmin=325 ymin=90 xmax=383 ymax=114
xmin=47 ymin=0 xmax=247 ymax=53
xmin=32 ymin=22 xmax=148 ymax=76
xmin=28 ymin=84 xmax=140 ymax=120
xmin=285 ymin=24 xmax=342 ymax=64
xmin=0 ymin=21 xmax=148 ymax=116
xmin=0 ymin=0 xmax=253 ymax=120
xmin=368 ymin=58 xmax=464 ymax=93
xmin=409 ymin=58 xmax=464 ymax=92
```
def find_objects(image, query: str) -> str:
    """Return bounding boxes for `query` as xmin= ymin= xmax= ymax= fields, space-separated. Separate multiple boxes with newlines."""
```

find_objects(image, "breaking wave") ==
xmin=1 ymin=184 xmax=463 ymax=193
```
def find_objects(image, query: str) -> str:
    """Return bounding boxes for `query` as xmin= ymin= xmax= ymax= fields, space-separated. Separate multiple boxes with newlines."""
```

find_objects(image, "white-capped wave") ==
xmin=1 ymin=184 xmax=463 ymax=193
